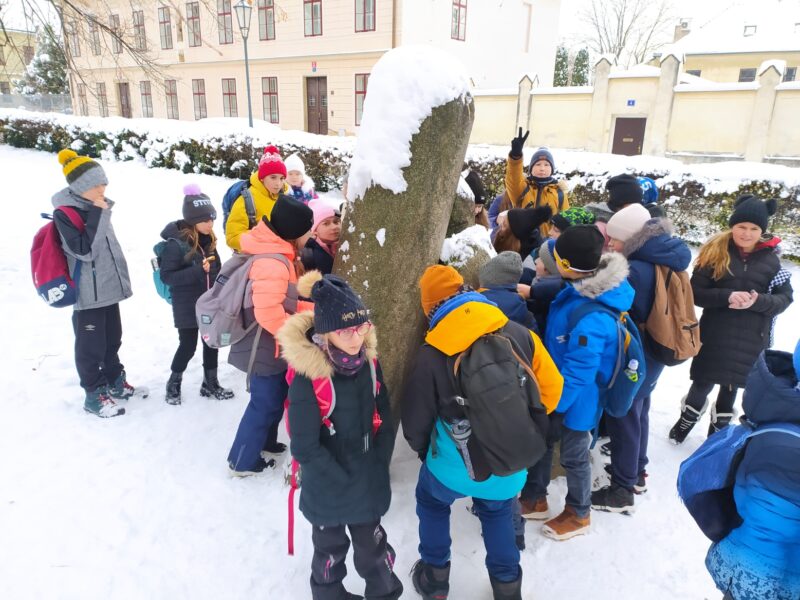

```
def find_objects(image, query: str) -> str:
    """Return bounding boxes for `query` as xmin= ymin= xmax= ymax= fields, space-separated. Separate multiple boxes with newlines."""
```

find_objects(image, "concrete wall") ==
xmin=767 ymin=86 xmax=800 ymax=158
xmin=471 ymin=93 xmax=518 ymax=145
xmin=529 ymin=90 xmax=592 ymax=149
xmin=668 ymin=89 xmax=756 ymax=155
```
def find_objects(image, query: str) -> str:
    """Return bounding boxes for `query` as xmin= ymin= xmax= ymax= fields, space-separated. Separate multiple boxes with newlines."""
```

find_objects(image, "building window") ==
xmin=97 ymin=82 xmax=109 ymax=117
xmin=783 ymin=67 xmax=797 ymax=82
xmin=66 ymin=20 xmax=81 ymax=57
xmin=140 ymin=80 xmax=153 ymax=117
xmin=261 ymin=76 xmax=279 ymax=123
xmin=355 ymin=73 xmax=369 ymax=125
xmin=738 ymin=68 xmax=757 ymax=82
xmin=304 ymin=0 xmax=323 ymax=37
xmin=78 ymin=83 xmax=88 ymax=115
xmin=187 ymin=2 xmax=202 ymax=47
xmin=88 ymin=17 xmax=101 ymax=55
xmin=0 ymin=81 xmax=10 ymax=94
xmin=192 ymin=79 xmax=207 ymax=119
xmin=451 ymin=0 xmax=467 ymax=41
xmin=23 ymin=45 xmax=34 ymax=64
xmin=355 ymin=0 xmax=375 ymax=32
xmin=110 ymin=14 xmax=123 ymax=54
xmin=258 ymin=0 xmax=276 ymax=40
xmin=686 ymin=69 xmax=701 ymax=77
xmin=133 ymin=10 xmax=147 ymax=51
xmin=222 ymin=78 xmax=238 ymax=117
xmin=218 ymin=0 xmax=234 ymax=44
xmin=158 ymin=7 xmax=174 ymax=50
xmin=743 ymin=25 xmax=756 ymax=37
xmin=165 ymin=79 xmax=179 ymax=119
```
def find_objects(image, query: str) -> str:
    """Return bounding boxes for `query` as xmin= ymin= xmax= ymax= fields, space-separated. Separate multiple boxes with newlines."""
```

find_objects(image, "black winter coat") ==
xmin=300 ymin=237 xmax=335 ymax=275
xmin=158 ymin=221 xmax=221 ymax=329
xmin=689 ymin=240 xmax=792 ymax=387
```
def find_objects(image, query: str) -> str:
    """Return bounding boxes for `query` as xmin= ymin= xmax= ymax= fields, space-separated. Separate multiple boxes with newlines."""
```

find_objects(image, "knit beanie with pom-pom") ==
xmin=182 ymin=183 xmax=216 ymax=225
xmin=58 ymin=148 xmax=108 ymax=196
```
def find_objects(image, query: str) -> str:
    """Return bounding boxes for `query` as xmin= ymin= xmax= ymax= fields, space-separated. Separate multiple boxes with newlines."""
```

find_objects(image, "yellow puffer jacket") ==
xmin=505 ymin=155 xmax=570 ymax=238
xmin=225 ymin=172 xmax=290 ymax=251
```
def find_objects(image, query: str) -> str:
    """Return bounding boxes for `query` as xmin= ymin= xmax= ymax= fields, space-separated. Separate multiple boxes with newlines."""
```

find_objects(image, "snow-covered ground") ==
xmin=1 ymin=145 xmax=797 ymax=600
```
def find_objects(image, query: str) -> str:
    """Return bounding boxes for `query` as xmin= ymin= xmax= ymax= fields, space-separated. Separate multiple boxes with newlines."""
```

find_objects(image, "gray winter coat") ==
xmin=52 ymin=188 xmax=132 ymax=311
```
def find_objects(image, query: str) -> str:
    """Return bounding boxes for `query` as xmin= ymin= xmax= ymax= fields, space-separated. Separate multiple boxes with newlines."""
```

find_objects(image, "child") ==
xmin=277 ymin=272 xmax=403 ymax=600
xmin=465 ymin=169 xmax=490 ymax=228
xmin=527 ymin=239 xmax=564 ymax=336
xmin=52 ymin=149 xmax=135 ymax=418
xmin=159 ymin=184 xmax=234 ymax=405
xmin=478 ymin=251 xmax=537 ymax=331
xmin=226 ymin=195 xmax=315 ymax=476
xmin=493 ymin=206 xmax=552 ymax=259
xmin=300 ymin=199 xmax=341 ymax=275
xmin=284 ymin=153 xmax=319 ymax=204
xmin=548 ymin=206 xmax=596 ymax=239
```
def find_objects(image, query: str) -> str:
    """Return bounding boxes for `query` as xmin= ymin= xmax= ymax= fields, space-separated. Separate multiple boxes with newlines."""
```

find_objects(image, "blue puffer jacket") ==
xmin=480 ymin=286 xmax=537 ymax=332
xmin=706 ymin=349 xmax=800 ymax=600
xmin=545 ymin=253 xmax=634 ymax=431
xmin=621 ymin=218 xmax=692 ymax=325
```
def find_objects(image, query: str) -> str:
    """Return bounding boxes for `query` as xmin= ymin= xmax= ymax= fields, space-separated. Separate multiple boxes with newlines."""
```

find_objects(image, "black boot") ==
xmin=668 ymin=405 xmax=702 ymax=445
xmin=708 ymin=412 xmax=734 ymax=437
xmin=165 ymin=372 xmax=182 ymax=405
xmin=200 ymin=368 xmax=234 ymax=400
xmin=489 ymin=568 xmax=522 ymax=600
xmin=411 ymin=560 xmax=450 ymax=600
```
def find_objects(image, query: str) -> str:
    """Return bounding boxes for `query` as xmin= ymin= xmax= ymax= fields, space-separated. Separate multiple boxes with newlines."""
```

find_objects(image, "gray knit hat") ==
xmin=58 ymin=148 xmax=109 ymax=197
xmin=538 ymin=239 xmax=558 ymax=275
xmin=182 ymin=183 xmax=216 ymax=225
xmin=479 ymin=251 xmax=523 ymax=288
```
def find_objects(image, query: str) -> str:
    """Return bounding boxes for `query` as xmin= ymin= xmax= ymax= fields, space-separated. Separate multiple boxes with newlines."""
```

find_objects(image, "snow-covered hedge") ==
xmin=1 ymin=109 xmax=798 ymax=257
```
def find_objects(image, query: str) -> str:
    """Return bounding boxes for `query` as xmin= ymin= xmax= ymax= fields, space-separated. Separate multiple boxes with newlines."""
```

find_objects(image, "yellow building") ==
xmin=0 ymin=29 xmax=36 ymax=95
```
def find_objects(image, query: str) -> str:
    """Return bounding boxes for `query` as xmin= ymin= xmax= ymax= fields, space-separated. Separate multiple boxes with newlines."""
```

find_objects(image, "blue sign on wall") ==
xmin=627 ymin=99 xmax=636 ymax=107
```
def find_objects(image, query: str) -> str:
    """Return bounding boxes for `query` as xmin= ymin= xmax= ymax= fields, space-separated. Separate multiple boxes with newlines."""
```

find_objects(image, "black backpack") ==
xmin=447 ymin=327 xmax=548 ymax=478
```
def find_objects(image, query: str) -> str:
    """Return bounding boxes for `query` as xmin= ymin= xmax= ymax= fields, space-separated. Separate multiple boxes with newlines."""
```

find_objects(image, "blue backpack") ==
xmin=677 ymin=422 xmax=800 ymax=542
xmin=566 ymin=303 xmax=647 ymax=419
xmin=151 ymin=241 xmax=173 ymax=304
xmin=221 ymin=180 xmax=257 ymax=231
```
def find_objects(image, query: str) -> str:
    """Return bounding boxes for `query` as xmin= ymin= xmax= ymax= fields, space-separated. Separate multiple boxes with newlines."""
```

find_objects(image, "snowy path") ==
xmin=1 ymin=146 xmax=797 ymax=600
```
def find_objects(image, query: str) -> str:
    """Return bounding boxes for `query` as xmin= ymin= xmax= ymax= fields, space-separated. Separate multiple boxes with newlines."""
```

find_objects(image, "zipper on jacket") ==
xmin=91 ymin=260 xmax=98 ymax=301
xmin=535 ymin=186 xmax=543 ymax=208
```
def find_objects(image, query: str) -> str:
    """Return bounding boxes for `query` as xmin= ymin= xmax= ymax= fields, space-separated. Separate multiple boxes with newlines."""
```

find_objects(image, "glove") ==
xmin=546 ymin=412 xmax=564 ymax=445
xmin=510 ymin=127 xmax=529 ymax=159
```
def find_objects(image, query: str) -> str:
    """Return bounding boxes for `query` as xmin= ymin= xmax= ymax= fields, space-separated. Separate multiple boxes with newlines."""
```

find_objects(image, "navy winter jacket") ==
xmin=480 ymin=286 xmax=537 ymax=332
xmin=528 ymin=275 xmax=564 ymax=336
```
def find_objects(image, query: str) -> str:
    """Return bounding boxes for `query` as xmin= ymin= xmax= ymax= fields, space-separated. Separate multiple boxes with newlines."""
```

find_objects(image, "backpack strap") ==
xmin=55 ymin=206 xmax=86 ymax=233
xmin=515 ymin=185 xmax=530 ymax=207
xmin=242 ymin=185 xmax=257 ymax=230
xmin=557 ymin=187 xmax=565 ymax=212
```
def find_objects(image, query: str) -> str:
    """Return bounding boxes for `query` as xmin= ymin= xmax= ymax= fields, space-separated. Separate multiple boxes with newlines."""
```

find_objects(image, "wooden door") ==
xmin=306 ymin=77 xmax=328 ymax=135
xmin=117 ymin=82 xmax=132 ymax=118
xmin=611 ymin=117 xmax=646 ymax=155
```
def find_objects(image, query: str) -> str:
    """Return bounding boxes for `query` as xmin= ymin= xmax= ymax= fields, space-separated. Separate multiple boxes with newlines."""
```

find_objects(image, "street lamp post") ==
xmin=234 ymin=0 xmax=254 ymax=128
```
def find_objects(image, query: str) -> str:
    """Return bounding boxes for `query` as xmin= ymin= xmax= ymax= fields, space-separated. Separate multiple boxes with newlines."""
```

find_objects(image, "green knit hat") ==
xmin=551 ymin=206 xmax=596 ymax=232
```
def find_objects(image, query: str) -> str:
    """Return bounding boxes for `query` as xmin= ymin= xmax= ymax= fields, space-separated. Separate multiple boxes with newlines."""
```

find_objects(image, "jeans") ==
xmin=559 ymin=426 xmax=591 ymax=518
xmin=72 ymin=303 xmax=123 ymax=391
xmin=415 ymin=464 xmax=520 ymax=583
xmin=170 ymin=327 xmax=218 ymax=373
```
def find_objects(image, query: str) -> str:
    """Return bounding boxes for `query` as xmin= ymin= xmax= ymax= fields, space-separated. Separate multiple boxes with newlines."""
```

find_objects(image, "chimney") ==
xmin=674 ymin=18 xmax=691 ymax=42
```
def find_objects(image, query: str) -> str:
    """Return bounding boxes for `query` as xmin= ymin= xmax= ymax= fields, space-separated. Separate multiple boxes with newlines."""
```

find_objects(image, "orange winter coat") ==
xmin=505 ymin=155 xmax=570 ymax=238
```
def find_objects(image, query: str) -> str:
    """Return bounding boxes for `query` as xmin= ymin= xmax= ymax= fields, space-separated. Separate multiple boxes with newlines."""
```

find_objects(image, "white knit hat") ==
xmin=606 ymin=203 xmax=651 ymax=242
xmin=284 ymin=153 xmax=306 ymax=175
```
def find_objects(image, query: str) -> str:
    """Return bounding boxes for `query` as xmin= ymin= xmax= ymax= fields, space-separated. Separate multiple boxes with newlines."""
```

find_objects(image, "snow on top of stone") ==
xmin=608 ymin=64 xmax=662 ymax=79
xmin=345 ymin=45 xmax=470 ymax=202
xmin=759 ymin=59 xmax=787 ymax=76
xmin=471 ymin=88 xmax=517 ymax=97
xmin=441 ymin=225 xmax=496 ymax=268
xmin=674 ymin=81 xmax=760 ymax=93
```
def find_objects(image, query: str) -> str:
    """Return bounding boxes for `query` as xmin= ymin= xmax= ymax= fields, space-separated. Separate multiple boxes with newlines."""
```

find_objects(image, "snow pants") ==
xmin=72 ymin=303 xmax=124 ymax=392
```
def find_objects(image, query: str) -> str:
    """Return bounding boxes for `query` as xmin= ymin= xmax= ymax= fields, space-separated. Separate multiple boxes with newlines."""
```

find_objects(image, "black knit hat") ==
xmin=268 ymin=194 xmax=314 ymax=240
xmin=310 ymin=274 xmax=369 ymax=334
xmin=465 ymin=170 xmax=486 ymax=205
xmin=606 ymin=174 xmax=643 ymax=212
xmin=728 ymin=195 xmax=778 ymax=232
xmin=182 ymin=183 xmax=216 ymax=225
xmin=508 ymin=206 xmax=553 ymax=240
xmin=554 ymin=225 xmax=605 ymax=273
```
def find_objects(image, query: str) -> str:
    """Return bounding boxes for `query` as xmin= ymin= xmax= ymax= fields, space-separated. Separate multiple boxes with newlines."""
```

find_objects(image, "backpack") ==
xmin=150 ymin=241 xmax=173 ymax=304
xmin=31 ymin=207 xmax=85 ymax=308
xmin=677 ymin=422 xmax=800 ymax=542
xmin=284 ymin=358 xmax=383 ymax=555
xmin=221 ymin=180 xmax=257 ymax=231
xmin=445 ymin=327 xmax=548 ymax=478
xmin=566 ymin=303 xmax=647 ymax=419
xmin=642 ymin=266 xmax=701 ymax=366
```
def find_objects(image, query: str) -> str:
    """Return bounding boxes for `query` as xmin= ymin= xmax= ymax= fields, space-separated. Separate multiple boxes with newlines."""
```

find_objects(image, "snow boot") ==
xmin=591 ymin=482 xmax=635 ymax=515
xmin=84 ymin=386 xmax=125 ymax=418
xmin=108 ymin=370 xmax=137 ymax=400
xmin=541 ymin=506 xmax=590 ymax=541
xmin=668 ymin=405 xmax=702 ymax=445
xmin=603 ymin=464 xmax=648 ymax=494
xmin=165 ymin=372 xmax=182 ymax=405
xmin=519 ymin=497 xmax=549 ymax=520
xmin=489 ymin=570 xmax=523 ymax=600
xmin=411 ymin=560 xmax=450 ymax=600
xmin=200 ymin=368 xmax=234 ymax=400
xmin=708 ymin=411 xmax=734 ymax=437
xmin=228 ymin=456 xmax=276 ymax=477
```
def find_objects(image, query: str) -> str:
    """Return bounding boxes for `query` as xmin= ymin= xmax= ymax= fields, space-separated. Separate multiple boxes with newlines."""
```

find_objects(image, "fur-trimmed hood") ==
xmin=622 ymin=218 xmax=672 ymax=257
xmin=276 ymin=311 xmax=378 ymax=380
xmin=623 ymin=217 xmax=691 ymax=272
xmin=572 ymin=251 xmax=632 ymax=305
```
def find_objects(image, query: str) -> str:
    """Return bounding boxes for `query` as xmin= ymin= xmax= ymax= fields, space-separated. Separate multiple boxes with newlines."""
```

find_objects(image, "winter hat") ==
xmin=728 ymin=195 xmax=778 ymax=233
xmin=638 ymin=176 xmax=659 ymax=205
xmin=465 ymin=170 xmax=487 ymax=205
xmin=554 ymin=225 xmax=605 ymax=273
xmin=538 ymin=239 xmax=558 ymax=275
xmin=298 ymin=271 xmax=369 ymax=334
xmin=284 ymin=153 xmax=306 ymax=176
xmin=550 ymin=206 xmax=596 ymax=232
xmin=479 ymin=251 xmax=523 ymax=288
xmin=181 ymin=183 xmax=216 ymax=225
xmin=58 ymin=148 xmax=108 ymax=196
xmin=606 ymin=174 xmax=644 ymax=212
xmin=308 ymin=199 xmax=340 ymax=233
xmin=529 ymin=147 xmax=555 ymax=174
xmin=257 ymin=145 xmax=287 ymax=180
xmin=606 ymin=203 xmax=651 ymax=243
xmin=419 ymin=265 xmax=464 ymax=316
xmin=508 ymin=206 xmax=554 ymax=240
xmin=268 ymin=194 xmax=314 ymax=240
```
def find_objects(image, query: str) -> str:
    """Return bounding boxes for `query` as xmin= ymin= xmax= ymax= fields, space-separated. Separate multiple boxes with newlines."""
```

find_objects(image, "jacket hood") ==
xmin=160 ymin=220 xmax=183 ymax=240
xmin=425 ymin=293 xmax=509 ymax=356
xmin=51 ymin=187 xmax=114 ymax=210
xmin=276 ymin=312 xmax=378 ymax=379
xmin=239 ymin=219 xmax=296 ymax=257
xmin=570 ymin=251 xmax=632 ymax=307
xmin=743 ymin=350 xmax=800 ymax=425
xmin=624 ymin=218 xmax=692 ymax=272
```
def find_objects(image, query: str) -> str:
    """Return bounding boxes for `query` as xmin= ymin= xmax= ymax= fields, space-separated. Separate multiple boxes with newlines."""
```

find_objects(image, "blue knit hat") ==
xmin=529 ymin=147 xmax=555 ymax=174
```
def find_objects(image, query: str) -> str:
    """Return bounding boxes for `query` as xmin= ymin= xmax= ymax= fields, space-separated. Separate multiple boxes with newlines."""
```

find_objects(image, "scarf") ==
xmin=312 ymin=333 xmax=367 ymax=377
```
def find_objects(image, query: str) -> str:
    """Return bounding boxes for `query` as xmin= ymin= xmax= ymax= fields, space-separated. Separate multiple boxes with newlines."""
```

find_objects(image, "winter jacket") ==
xmin=545 ymin=253 xmax=634 ymax=431
xmin=225 ymin=172 xmax=290 ymax=251
xmin=689 ymin=239 xmax=793 ymax=388
xmin=621 ymin=218 xmax=692 ymax=325
xmin=52 ymin=189 xmax=132 ymax=311
xmin=288 ymin=177 xmax=318 ymax=204
xmin=479 ymin=285 xmax=537 ymax=331
xmin=488 ymin=193 xmax=507 ymax=238
xmin=528 ymin=275 xmax=564 ymax=337
xmin=300 ymin=237 xmax=337 ymax=275
xmin=158 ymin=221 xmax=221 ymax=329
xmin=505 ymin=155 xmax=569 ymax=238
xmin=402 ymin=294 xmax=563 ymax=500
xmin=277 ymin=312 xmax=394 ymax=527
xmin=706 ymin=350 xmax=800 ymax=600
xmin=228 ymin=221 xmax=313 ymax=377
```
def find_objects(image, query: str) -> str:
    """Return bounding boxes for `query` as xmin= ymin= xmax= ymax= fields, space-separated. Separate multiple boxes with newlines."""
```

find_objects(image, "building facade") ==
xmin=0 ymin=29 xmax=36 ymax=95
xmin=64 ymin=0 xmax=560 ymax=134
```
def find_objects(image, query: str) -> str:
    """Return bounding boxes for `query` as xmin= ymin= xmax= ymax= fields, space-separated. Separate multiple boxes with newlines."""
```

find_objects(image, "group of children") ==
xmin=49 ymin=138 xmax=797 ymax=600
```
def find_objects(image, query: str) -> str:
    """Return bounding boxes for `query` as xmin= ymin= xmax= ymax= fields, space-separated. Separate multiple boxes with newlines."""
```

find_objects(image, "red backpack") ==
xmin=284 ymin=358 xmax=383 ymax=555
xmin=31 ymin=207 xmax=85 ymax=308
